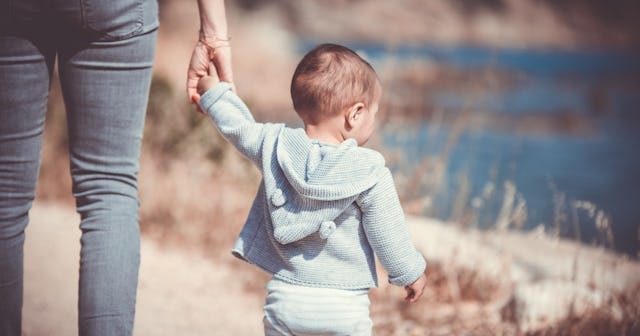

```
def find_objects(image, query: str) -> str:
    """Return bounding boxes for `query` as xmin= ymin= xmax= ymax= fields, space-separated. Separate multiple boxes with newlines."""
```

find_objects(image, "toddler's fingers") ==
xmin=404 ymin=286 xmax=424 ymax=303
xmin=404 ymin=287 xmax=414 ymax=302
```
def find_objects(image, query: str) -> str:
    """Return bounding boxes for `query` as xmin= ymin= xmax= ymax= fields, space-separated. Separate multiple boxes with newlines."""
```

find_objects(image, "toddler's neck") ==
xmin=304 ymin=122 xmax=345 ymax=145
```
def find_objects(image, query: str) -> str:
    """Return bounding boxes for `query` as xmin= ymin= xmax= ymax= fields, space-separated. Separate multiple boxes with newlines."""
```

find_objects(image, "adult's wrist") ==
xmin=197 ymin=30 xmax=230 ymax=60
xmin=199 ymin=29 xmax=230 ymax=46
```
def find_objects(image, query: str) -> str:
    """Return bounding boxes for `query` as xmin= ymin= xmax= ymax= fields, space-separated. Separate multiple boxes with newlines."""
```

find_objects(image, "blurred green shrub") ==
xmin=144 ymin=75 xmax=228 ymax=165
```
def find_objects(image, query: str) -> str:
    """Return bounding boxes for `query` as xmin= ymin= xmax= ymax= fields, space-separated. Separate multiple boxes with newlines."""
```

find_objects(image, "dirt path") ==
xmin=22 ymin=202 xmax=264 ymax=335
xmin=22 ymin=203 xmax=640 ymax=335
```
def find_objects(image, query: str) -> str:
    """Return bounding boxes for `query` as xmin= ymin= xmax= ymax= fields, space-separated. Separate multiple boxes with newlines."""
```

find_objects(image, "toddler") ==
xmin=197 ymin=43 xmax=427 ymax=336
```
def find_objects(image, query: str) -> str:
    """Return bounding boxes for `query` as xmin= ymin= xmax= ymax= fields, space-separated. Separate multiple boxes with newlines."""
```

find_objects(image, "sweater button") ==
xmin=319 ymin=221 xmax=336 ymax=239
xmin=271 ymin=189 xmax=286 ymax=207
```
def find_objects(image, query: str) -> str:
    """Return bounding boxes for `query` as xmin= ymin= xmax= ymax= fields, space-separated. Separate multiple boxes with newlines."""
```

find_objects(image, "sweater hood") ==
xmin=276 ymin=128 xmax=386 ymax=201
xmin=265 ymin=127 xmax=387 ymax=244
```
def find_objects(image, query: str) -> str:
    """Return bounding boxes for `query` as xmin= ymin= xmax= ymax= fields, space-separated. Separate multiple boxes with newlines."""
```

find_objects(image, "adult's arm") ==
xmin=187 ymin=0 xmax=235 ymax=105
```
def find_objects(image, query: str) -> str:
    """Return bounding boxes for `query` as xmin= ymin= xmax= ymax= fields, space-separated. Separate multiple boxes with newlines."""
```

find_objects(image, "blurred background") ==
xmin=33 ymin=0 xmax=640 ymax=334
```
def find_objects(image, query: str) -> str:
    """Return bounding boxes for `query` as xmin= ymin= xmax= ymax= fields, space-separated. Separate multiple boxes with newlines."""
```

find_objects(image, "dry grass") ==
xmin=371 ymin=262 xmax=510 ymax=335
xmin=370 ymin=261 xmax=640 ymax=335
xmin=530 ymin=284 xmax=640 ymax=336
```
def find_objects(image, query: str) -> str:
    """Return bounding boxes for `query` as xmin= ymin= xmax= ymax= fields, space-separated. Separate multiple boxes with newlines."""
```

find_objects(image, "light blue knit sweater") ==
xmin=199 ymin=82 xmax=426 ymax=289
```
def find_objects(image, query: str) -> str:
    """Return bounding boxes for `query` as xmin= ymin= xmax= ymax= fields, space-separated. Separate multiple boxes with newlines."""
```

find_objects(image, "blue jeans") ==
xmin=0 ymin=0 xmax=158 ymax=335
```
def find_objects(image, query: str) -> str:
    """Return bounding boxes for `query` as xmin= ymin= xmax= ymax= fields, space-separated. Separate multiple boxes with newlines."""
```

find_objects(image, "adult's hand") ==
xmin=188 ymin=0 xmax=234 ymax=108
xmin=187 ymin=40 xmax=234 ymax=108
xmin=187 ymin=41 xmax=212 ymax=106
xmin=209 ymin=42 xmax=234 ymax=89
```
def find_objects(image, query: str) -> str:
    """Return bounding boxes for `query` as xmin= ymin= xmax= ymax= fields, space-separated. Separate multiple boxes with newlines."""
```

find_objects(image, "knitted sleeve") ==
xmin=198 ymin=82 xmax=267 ymax=167
xmin=357 ymin=169 xmax=427 ymax=287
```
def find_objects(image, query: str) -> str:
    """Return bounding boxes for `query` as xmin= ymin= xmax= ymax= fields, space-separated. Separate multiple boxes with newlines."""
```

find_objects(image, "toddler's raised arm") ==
xmin=198 ymin=82 xmax=268 ymax=167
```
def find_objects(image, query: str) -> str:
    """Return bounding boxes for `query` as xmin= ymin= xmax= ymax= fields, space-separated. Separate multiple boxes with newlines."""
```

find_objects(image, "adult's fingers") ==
xmin=212 ymin=47 xmax=234 ymax=88
xmin=186 ymin=43 xmax=211 ymax=102
xmin=187 ymin=75 xmax=200 ymax=104
xmin=208 ymin=62 xmax=220 ymax=81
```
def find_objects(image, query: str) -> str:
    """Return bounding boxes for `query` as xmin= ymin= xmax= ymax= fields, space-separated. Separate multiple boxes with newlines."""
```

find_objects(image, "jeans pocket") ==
xmin=80 ymin=0 xmax=144 ymax=40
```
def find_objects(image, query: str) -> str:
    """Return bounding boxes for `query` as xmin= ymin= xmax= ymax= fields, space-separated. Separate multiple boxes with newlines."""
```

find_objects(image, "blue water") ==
xmin=299 ymin=42 xmax=640 ymax=257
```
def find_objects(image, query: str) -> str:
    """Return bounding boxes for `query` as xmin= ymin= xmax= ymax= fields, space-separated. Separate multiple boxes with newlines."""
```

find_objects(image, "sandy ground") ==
xmin=22 ymin=203 xmax=264 ymax=335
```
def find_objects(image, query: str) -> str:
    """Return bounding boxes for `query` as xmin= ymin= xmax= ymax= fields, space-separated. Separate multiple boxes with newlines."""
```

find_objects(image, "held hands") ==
xmin=187 ymin=38 xmax=234 ymax=108
xmin=197 ymin=63 xmax=220 ymax=97
xmin=404 ymin=273 xmax=427 ymax=303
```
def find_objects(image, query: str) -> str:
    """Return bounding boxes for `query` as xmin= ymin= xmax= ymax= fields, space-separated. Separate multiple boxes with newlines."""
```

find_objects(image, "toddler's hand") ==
xmin=196 ymin=62 xmax=220 ymax=98
xmin=404 ymin=273 xmax=426 ymax=303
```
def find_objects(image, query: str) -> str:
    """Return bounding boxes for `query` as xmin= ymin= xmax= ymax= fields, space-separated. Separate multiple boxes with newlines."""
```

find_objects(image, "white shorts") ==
xmin=263 ymin=278 xmax=372 ymax=336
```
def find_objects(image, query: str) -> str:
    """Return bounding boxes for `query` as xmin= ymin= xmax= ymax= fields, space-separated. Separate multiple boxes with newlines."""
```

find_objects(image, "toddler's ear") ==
xmin=346 ymin=102 xmax=365 ymax=128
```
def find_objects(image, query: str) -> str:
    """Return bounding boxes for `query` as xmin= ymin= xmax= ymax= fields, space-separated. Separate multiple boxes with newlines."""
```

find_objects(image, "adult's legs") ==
xmin=0 ymin=34 xmax=54 ymax=335
xmin=57 ymin=28 xmax=156 ymax=335
xmin=1 ymin=0 xmax=158 ymax=334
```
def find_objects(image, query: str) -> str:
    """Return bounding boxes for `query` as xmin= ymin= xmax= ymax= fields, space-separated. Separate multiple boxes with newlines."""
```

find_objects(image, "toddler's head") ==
xmin=291 ymin=43 xmax=381 ymax=145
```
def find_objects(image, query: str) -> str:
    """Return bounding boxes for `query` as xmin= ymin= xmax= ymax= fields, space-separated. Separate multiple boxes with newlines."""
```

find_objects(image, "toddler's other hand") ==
xmin=404 ymin=273 xmax=426 ymax=303
xmin=196 ymin=62 xmax=220 ymax=97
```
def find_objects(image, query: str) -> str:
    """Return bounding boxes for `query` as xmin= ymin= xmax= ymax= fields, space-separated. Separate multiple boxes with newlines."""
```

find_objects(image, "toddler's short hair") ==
xmin=291 ymin=43 xmax=379 ymax=124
